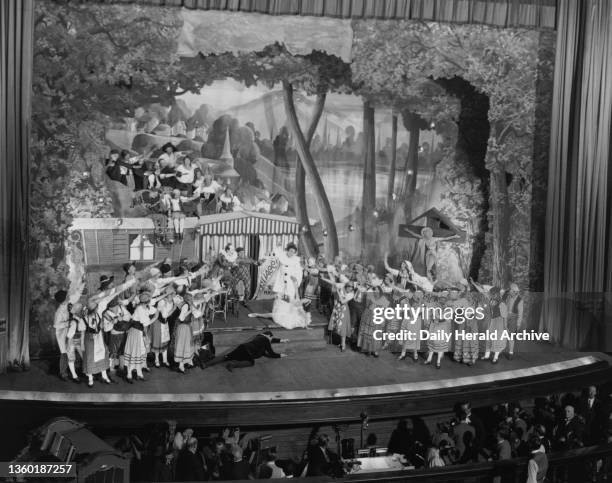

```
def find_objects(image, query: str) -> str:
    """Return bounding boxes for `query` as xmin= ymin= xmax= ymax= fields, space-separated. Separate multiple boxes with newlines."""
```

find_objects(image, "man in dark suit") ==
xmin=203 ymin=330 xmax=288 ymax=371
xmin=307 ymin=434 xmax=338 ymax=477
xmin=452 ymin=410 xmax=475 ymax=460
xmin=553 ymin=405 xmax=585 ymax=450
xmin=456 ymin=401 xmax=487 ymax=458
xmin=175 ymin=437 xmax=207 ymax=481
xmin=578 ymin=385 xmax=604 ymax=444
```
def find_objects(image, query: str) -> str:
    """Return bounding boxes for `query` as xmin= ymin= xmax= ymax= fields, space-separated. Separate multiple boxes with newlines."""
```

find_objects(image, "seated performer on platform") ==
xmin=202 ymin=330 xmax=288 ymax=371
xmin=248 ymin=242 xmax=310 ymax=329
xmin=403 ymin=227 xmax=460 ymax=282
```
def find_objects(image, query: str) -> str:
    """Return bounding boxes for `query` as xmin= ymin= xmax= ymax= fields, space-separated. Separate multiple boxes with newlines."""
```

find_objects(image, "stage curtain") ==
xmin=80 ymin=0 xmax=557 ymax=28
xmin=0 ymin=0 xmax=33 ymax=372
xmin=541 ymin=0 xmax=612 ymax=350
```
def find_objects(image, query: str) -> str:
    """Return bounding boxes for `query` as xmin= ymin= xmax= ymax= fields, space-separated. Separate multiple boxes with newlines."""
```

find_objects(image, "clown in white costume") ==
xmin=248 ymin=242 xmax=310 ymax=329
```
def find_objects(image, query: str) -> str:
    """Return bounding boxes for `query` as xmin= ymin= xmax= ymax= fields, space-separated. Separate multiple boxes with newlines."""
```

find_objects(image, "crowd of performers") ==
xmin=51 ymin=240 xmax=298 ymax=387
xmin=308 ymin=252 xmax=524 ymax=369
xmin=52 ymin=238 xmax=525 ymax=385
xmin=105 ymin=144 xmax=243 ymax=240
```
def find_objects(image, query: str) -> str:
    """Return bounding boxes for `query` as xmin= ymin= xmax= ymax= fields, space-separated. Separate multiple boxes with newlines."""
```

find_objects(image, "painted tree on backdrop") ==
xmin=30 ymin=2 xmax=183 ymax=355
xmin=177 ymin=43 xmax=354 ymax=258
xmin=352 ymin=20 xmax=539 ymax=287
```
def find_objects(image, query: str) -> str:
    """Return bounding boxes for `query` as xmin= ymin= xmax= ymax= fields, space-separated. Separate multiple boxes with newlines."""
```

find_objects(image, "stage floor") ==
xmin=205 ymin=298 xmax=329 ymax=330
xmin=0 ymin=323 xmax=607 ymax=402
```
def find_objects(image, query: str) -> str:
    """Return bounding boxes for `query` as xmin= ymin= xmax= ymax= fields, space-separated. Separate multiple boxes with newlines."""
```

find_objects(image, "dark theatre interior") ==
xmin=1 ymin=0 xmax=612 ymax=482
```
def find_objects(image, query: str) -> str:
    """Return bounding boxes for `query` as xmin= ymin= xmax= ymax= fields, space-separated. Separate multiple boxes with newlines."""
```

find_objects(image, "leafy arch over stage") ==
xmin=352 ymin=20 xmax=553 ymax=287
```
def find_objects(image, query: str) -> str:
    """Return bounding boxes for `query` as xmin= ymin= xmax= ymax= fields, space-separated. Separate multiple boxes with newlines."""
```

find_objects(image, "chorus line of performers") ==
xmin=52 ymin=241 xmax=319 ymax=386
xmin=53 ymin=260 xmax=222 ymax=387
xmin=316 ymin=252 xmax=524 ymax=369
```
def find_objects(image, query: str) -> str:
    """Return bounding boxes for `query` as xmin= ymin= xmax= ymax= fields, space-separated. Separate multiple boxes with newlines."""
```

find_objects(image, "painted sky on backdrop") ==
xmin=177 ymin=9 xmax=353 ymax=61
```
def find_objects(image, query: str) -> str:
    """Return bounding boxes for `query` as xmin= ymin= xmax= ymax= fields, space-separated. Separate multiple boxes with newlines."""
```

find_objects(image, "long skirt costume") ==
xmin=151 ymin=300 xmax=174 ymax=352
xmin=328 ymin=290 xmax=354 ymax=339
xmin=401 ymin=303 xmax=423 ymax=352
xmin=486 ymin=302 xmax=508 ymax=353
xmin=173 ymin=304 xmax=194 ymax=365
xmin=426 ymin=302 xmax=452 ymax=353
xmin=357 ymin=293 xmax=390 ymax=353
xmin=83 ymin=311 xmax=110 ymax=374
xmin=124 ymin=304 xmax=155 ymax=372
xmin=452 ymin=298 xmax=479 ymax=363
xmin=303 ymin=269 xmax=320 ymax=301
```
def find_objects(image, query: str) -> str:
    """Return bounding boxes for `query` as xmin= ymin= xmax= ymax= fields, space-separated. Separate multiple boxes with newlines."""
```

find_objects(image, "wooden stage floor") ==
xmin=0 ymin=326 xmax=608 ymax=402
xmin=1 ymin=303 xmax=611 ymax=429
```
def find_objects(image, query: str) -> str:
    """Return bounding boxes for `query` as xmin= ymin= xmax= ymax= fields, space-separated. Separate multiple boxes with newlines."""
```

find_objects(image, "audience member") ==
xmin=175 ymin=437 xmax=207 ymax=481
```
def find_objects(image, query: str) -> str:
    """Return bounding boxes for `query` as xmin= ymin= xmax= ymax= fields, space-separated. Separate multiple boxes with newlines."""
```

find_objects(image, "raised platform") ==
xmin=1 ymin=322 xmax=611 ymax=430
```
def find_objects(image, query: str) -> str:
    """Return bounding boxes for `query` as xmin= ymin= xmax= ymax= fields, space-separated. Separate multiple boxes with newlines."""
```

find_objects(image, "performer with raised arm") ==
xmin=145 ymin=266 xmax=198 ymax=298
xmin=248 ymin=242 xmax=310 ymax=329
xmin=503 ymin=283 xmax=524 ymax=359
xmin=357 ymin=283 xmax=389 ymax=357
xmin=151 ymin=288 xmax=175 ymax=368
xmin=53 ymin=290 xmax=71 ymax=381
xmin=452 ymin=280 xmax=479 ymax=366
xmin=325 ymin=276 xmax=355 ymax=352
xmin=398 ymin=289 xmax=424 ymax=362
xmin=383 ymin=255 xmax=415 ymax=353
xmin=124 ymin=291 xmax=157 ymax=383
xmin=82 ymin=277 xmax=136 ymax=387
xmin=471 ymin=279 xmax=508 ymax=364
xmin=403 ymin=227 xmax=460 ymax=282
xmin=384 ymin=253 xmax=414 ymax=291
xmin=65 ymin=302 xmax=86 ymax=383
xmin=232 ymin=247 xmax=261 ymax=305
xmin=423 ymin=290 xmax=453 ymax=369
xmin=101 ymin=297 xmax=131 ymax=376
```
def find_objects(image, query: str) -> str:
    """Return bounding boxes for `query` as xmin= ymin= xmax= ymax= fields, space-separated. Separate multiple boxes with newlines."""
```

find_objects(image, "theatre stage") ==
xmin=1 ymin=301 xmax=611 ymax=437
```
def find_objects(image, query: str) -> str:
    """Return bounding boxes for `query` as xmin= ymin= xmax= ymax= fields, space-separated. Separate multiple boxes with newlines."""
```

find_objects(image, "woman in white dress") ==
xmin=248 ymin=242 xmax=310 ymax=329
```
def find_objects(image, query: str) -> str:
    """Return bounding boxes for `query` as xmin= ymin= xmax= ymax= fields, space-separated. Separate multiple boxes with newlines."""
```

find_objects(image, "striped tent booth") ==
xmin=198 ymin=211 xmax=300 ymax=299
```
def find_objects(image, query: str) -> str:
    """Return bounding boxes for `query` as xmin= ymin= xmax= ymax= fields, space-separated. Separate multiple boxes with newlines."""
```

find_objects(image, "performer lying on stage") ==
xmin=202 ymin=330 xmax=289 ymax=371
xmin=248 ymin=242 xmax=311 ymax=329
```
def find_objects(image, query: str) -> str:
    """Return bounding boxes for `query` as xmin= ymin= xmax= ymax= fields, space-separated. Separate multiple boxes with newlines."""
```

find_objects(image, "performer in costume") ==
xmin=384 ymin=253 xmax=414 ymax=291
xmin=472 ymin=281 xmax=508 ymax=363
xmin=403 ymin=227 xmax=460 ymax=282
xmin=203 ymin=330 xmax=288 ymax=371
xmin=248 ymin=243 xmax=310 ymax=329
xmin=357 ymin=284 xmax=389 ymax=357
xmin=173 ymin=295 xmax=196 ymax=373
xmin=424 ymin=291 xmax=452 ymax=369
xmin=348 ymin=264 xmax=367 ymax=336
xmin=65 ymin=302 xmax=86 ymax=383
xmin=325 ymin=276 xmax=354 ymax=352
xmin=381 ymin=266 xmax=413 ymax=352
xmin=102 ymin=297 xmax=131 ymax=375
xmin=398 ymin=290 xmax=423 ymax=362
xmin=232 ymin=247 xmax=260 ymax=305
xmin=452 ymin=281 xmax=479 ymax=366
xmin=83 ymin=299 xmax=112 ymax=387
xmin=53 ymin=290 xmax=70 ymax=381
xmin=151 ymin=288 xmax=175 ymax=368
xmin=302 ymin=258 xmax=320 ymax=302
xmin=503 ymin=283 xmax=524 ymax=359
xmin=317 ymin=257 xmax=333 ymax=316
xmin=189 ymin=293 xmax=207 ymax=356
xmin=124 ymin=292 xmax=156 ymax=383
